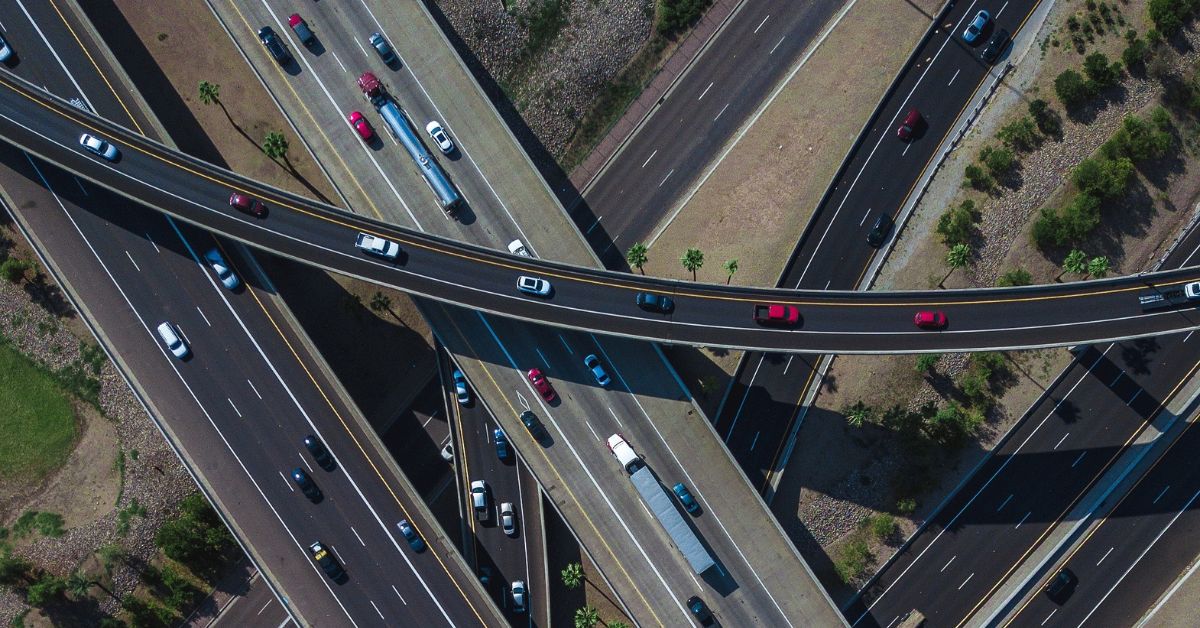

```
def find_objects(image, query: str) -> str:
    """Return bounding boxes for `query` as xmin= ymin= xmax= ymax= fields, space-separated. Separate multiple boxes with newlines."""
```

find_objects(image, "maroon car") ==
xmin=348 ymin=111 xmax=374 ymax=142
xmin=897 ymin=108 xmax=921 ymax=141
xmin=526 ymin=368 xmax=557 ymax=402
xmin=229 ymin=193 xmax=267 ymax=218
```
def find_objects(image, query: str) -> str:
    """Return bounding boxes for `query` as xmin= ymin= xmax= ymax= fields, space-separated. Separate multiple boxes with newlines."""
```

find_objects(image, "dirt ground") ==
xmin=108 ymin=0 xmax=437 ymax=421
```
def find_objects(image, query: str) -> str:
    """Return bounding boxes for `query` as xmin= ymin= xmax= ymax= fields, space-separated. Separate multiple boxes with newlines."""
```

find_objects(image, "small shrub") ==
xmin=657 ymin=0 xmax=714 ymax=38
xmin=25 ymin=574 xmax=65 ymax=607
xmin=1122 ymin=37 xmax=1149 ymax=70
xmin=834 ymin=538 xmax=873 ymax=584
xmin=896 ymin=498 xmax=917 ymax=515
xmin=0 ymin=258 xmax=31 ymax=284
xmin=982 ymin=145 xmax=1016 ymax=175
xmin=1029 ymin=99 xmax=1063 ymax=136
xmin=916 ymin=353 xmax=940 ymax=374
xmin=1147 ymin=0 xmax=1189 ymax=34
xmin=868 ymin=514 xmax=898 ymax=541
xmin=963 ymin=164 xmax=993 ymax=191
xmin=998 ymin=117 xmax=1039 ymax=151
xmin=936 ymin=199 xmax=978 ymax=246
xmin=997 ymin=268 xmax=1033 ymax=286
xmin=1073 ymin=156 xmax=1133 ymax=198
xmin=1055 ymin=69 xmax=1092 ymax=109
xmin=1083 ymin=52 xmax=1122 ymax=88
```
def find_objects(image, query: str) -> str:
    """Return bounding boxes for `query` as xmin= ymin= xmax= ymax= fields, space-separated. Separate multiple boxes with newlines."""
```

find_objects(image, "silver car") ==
xmin=500 ymin=502 xmax=517 ymax=537
xmin=203 ymin=248 xmax=239 ymax=290
xmin=425 ymin=121 xmax=454 ymax=154
xmin=79 ymin=133 xmax=119 ymax=161
xmin=517 ymin=275 xmax=552 ymax=296
xmin=0 ymin=32 xmax=13 ymax=62
xmin=510 ymin=580 xmax=527 ymax=613
xmin=156 ymin=321 xmax=189 ymax=359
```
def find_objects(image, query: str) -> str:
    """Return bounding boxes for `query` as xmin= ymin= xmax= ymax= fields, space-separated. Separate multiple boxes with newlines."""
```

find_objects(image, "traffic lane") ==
xmin=487 ymin=319 xmax=803 ymax=627
xmin=0 ymin=151 xmax=361 ymax=625
xmin=583 ymin=0 xmax=844 ymax=252
xmin=9 ymin=71 xmax=1200 ymax=353
xmin=379 ymin=377 xmax=453 ymax=496
xmin=518 ymin=462 xmax=548 ymax=626
xmin=431 ymin=304 xmax=699 ymax=627
xmin=211 ymin=570 xmax=293 ymax=627
xmin=851 ymin=343 xmax=1200 ymax=626
xmin=1016 ymin=415 xmax=1200 ymax=626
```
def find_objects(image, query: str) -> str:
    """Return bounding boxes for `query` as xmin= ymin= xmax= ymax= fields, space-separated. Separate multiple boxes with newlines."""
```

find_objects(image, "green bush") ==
xmin=0 ymin=549 xmax=32 ymax=586
xmin=963 ymin=164 xmax=993 ymax=191
xmin=936 ymin=199 xmax=978 ymax=246
xmin=868 ymin=514 xmax=898 ymax=541
xmin=25 ymin=574 xmax=65 ymax=607
xmin=982 ymin=145 xmax=1016 ymax=175
xmin=155 ymin=493 xmax=235 ymax=580
xmin=1073 ymin=157 xmax=1133 ymax=198
xmin=1029 ymin=99 xmax=1063 ymax=136
xmin=896 ymin=497 xmax=917 ymax=515
xmin=833 ymin=538 xmax=873 ymax=584
xmin=916 ymin=354 xmax=940 ymax=374
xmin=0 ymin=258 xmax=30 ymax=284
xmin=997 ymin=268 xmax=1033 ymax=286
xmin=1103 ymin=113 xmax=1173 ymax=162
xmin=997 ymin=117 xmax=1039 ymax=151
xmin=657 ymin=0 xmax=714 ymax=37
xmin=1083 ymin=52 xmax=1122 ymax=88
xmin=517 ymin=0 xmax=570 ymax=58
xmin=1055 ymin=69 xmax=1092 ymax=109
xmin=1122 ymin=37 xmax=1149 ymax=70
xmin=1147 ymin=0 xmax=1192 ymax=34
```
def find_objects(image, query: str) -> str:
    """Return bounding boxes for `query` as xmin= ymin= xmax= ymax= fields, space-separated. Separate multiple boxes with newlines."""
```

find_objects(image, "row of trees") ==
xmin=625 ymin=242 xmax=739 ymax=283
xmin=560 ymin=561 xmax=631 ymax=628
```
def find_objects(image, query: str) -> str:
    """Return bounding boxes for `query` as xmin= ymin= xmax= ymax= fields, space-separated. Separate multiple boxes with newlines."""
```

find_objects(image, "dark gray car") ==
xmin=981 ymin=28 xmax=1009 ymax=64
xmin=369 ymin=33 xmax=396 ymax=64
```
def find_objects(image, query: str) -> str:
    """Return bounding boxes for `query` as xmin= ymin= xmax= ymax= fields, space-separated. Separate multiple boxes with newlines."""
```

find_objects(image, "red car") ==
xmin=897 ymin=108 xmax=921 ymax=141
xmin=914 ymin=310 xmax=948 ymax=329
xmin=349 ymin=111 xmax=374 ymax=142
xmin=526 ymin=368 xmax=556 ymax=402
xmin=229 ymin=193 xmax=267 ymax=218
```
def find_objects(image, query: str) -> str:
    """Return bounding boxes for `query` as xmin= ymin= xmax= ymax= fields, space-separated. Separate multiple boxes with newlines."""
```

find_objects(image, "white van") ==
xmin=156 ymin=321 xmax=189 ymax=359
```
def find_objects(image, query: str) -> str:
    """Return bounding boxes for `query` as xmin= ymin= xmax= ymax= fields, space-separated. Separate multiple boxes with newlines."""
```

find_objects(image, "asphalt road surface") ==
xmin=845 ymin=222 xmax=1200 ymax=627
xmin=714 ymin=0 xmax=1047 ymax=491
xmin=577 ymin=0 xmax=845 ymax=265
xmin=0 ymin=1 xmax=500 ymax=624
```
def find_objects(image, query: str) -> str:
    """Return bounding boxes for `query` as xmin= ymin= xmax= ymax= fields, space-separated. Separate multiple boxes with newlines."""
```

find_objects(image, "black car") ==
xmin=1043 ymin=567 xmax=1076 ymax=602
xmin=303 ymin=435 xmax=335 ymax=470
xmin=636 ymin=292 xmax=675 ymax=314
xmin=520 ymin=410 xmax=548 ymax=441
xmin=291 ymin=467 xmax=322 ymax=502
xmin=980 ymin=28 xmax=1010 ymax=64
xmin=686 ymin=596 xmax=714 ymax=625
xmin=258 ymin=27 xmax=292 ymax=66
xmin=310 ymin=541 xmax=345 ymax=581
xmin=866 ymin=213 xmax=893 ymax=247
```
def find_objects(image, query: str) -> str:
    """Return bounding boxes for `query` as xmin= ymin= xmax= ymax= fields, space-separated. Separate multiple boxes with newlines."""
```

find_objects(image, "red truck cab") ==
xmin=753 ymin=303 xmax=800 ymax=325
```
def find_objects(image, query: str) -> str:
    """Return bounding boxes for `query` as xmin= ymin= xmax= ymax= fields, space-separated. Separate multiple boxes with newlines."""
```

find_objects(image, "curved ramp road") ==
xmin=1 ymin=72 xmax=1199 ymax=353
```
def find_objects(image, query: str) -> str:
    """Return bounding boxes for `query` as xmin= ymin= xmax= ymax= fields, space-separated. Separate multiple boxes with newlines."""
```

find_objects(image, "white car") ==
xmin=510 ymin=580 xmax=527 ymax=613
xmin=440 ymin=442 xmax=454 ymax=462
xmin=156 ymin=321 xmax=189 ymax=359
xmin=516 ymin=275 xmax=551 ymax=296
xmin=500 ymin=502 xmax=516 ymax=537
xmin=355 ymin=232 xmax=401 ymax=260
xmin=0 ymin=33 xmax=13 ymax=62
xmin=79 ymin=133 xmax=119 ymax=161
xmin=425 ymin=121 xmax=454 ymax=154
xmin=203 ymin=248 xmax=240 ymax=290
xmin=507 ymin=239 xmax=531 ymax=257
xmin=470 ymin=480 xmax=488 ymax=521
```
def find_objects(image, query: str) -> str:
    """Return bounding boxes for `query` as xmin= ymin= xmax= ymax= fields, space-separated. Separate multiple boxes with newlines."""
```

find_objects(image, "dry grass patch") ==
xmin=646 ymin=0 xmax=943 ymax=286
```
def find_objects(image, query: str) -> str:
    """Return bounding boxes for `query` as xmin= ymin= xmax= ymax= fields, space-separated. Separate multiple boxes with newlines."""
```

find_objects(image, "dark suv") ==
xmin=866 ymin=213 xmax=893 ymax=247
xmin=520 ymin=410 xmax=548 ymax=442
xmin=258 ymin=26 xmax=291 ymax=66
xmin=981 ymin=28 xmax=1009 ymax=64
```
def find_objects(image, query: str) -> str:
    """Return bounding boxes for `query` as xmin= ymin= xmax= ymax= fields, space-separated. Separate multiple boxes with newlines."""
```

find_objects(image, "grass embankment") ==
xmin=0 ymin=339 xmax=77 ymax=482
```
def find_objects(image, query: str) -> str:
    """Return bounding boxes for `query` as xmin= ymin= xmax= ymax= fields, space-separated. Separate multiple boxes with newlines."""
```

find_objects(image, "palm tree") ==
xmin=1087 ymin=256 xmax=1110 ymax=278
xmin=843 ymin=401 xmax=872 ymax=428
xmin=1058 ymin=249 xmax=1088 ymax=281
xmin=198 ymin=80 xmax=220 ymax=106
xmin=561 ymin=562 xmax=583 ymax=589
xmin=574 ymin=605 xmax=600 ymax=628
xmin=723 ymin=259 xmax=738 ymax=284
xmin=263 ymin=131 xmax=289 ymax=162
xmin=940 ymin=243 xmax=970 ymax=287
xmin=370 ymin=291 xmax=391 ymax=313
xmin=66 ymin=571 xmax=92 ymax=599
xmin=681 ymin=247 xmax=704 ymax=281
xmin=625 ymin=243 xmax=648 ymax=274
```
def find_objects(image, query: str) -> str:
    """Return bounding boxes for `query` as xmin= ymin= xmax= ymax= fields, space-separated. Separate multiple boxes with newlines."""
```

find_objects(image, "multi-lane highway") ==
xmin=714 ymin=0 xmax=1045 ymax=491
xmin=0 ymin=1 xmax=502 ymax=624
xmin=845 ymin=221 xmax=1200 ymax=626
xmin=3 ymin=61 xmax=1200 ymax=354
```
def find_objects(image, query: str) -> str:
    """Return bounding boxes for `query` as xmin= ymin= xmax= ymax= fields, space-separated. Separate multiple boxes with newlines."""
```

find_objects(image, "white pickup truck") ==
xmin=355 ymin=232 xmax=401 ymax=260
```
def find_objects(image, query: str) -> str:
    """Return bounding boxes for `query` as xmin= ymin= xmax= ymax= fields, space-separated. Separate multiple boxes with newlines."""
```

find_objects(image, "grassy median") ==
xmin=0 ymin=338 xmax=77 ymax=482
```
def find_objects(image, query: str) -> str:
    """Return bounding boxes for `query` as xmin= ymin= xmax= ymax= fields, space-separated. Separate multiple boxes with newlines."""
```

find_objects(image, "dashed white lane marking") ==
xmin=535 ymin=346 xmax=552 ymax=369
xmin=125 ymin=250 xmax=140 ymax=271
xmin=714 ymin=103 xmax=730 ymax=121
xmin=958 ymin=572 xmax=974 ymax=590
xmin=279 ymin=471 xmax=294 ymax=491
xmin=584 ymin=420 xmax=602 ymax=442
xmin=1127 ymin=388 xmax=1143 ymax=406
xmin=783 ymin=355 xmax=794 ymax=375
xmin=1054 ymin=433 xmax=1069 ymax=450
xmin=641 ymin=149 xmax=658 ymax=168
xmin=1096 ymin=546 xmax=1114 ymax=566
xmin=996 ymin=0 xmax=1010 ymax=17
xmin=586 ymin=216 xmax=602 ymax=234
xmin=1015 ymin=511 xmax=1031 ymax=529
xmin=948 ymin=68 xmax=961 ymax=86
xmin=145 ymin=232 xmax=159 ymax=253
xmin=1040 ymin=609 xmax=1056 ymax=625
xmin=902 ymin=143 xmax=911 ymax=157
xmin=331 ymin=545 xmax=347 ymax=566
xmin=196 ymin=306 xmax=211 ymax=327
xmin=257 ymin=599 xmax=273 ymax=615
xmin=941 ymin=555 xmax=956 ymax=572
xmin=558 ymin=334 xmax=574 ymax=354
xmin=351 ymin=526 xmax=366 ymax=547
xmin=392 ymin=585 xmax=406 ymax=604
xmin=1072 ymin=451 xmax=1088 ymax=468
xmin=698 ymin=81 xmax=714 ymax=100
xmin=248 ymin=379 xmax=262 ymax=399
xmin=228 ymin=398 xmax=242 ymax=418
xmin=607 ymin=406 xmax=624 ymax=428
xmin=754 ymin=15 xmax=770 ymax=33
xmin=300 ymin=453 xmax=313 ymax=474
xmin=369 ymin=600 xmax=384 ymax=620
xmin=770 ymin=35 xmax=786 ymax=54
xmin=74 ymin=176 xmax=88 ymax=196
xmin=1153 ymin=485 xmax=1170 ymax=504
xmin=658 ymin=169 xmax=675 ymax=187
xmin=330 ymin=50 xmax=348 ymax=74
xmin=354 ymin=38 xmax=369 ymax=58
xmin=996 ymin=494 xmax=1013 ymax=512
xmin=1185 ymin=330 xmax=1195 ymax=342
xmin=860 ymin=207 xmax=872 ymax=226
xmin=749 ymin=431 xmax=760 ymax=451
